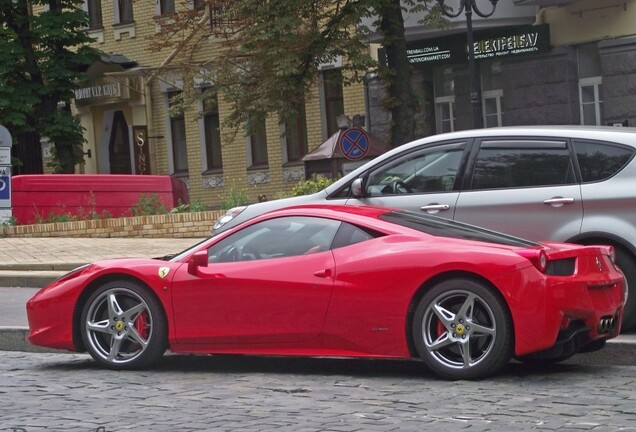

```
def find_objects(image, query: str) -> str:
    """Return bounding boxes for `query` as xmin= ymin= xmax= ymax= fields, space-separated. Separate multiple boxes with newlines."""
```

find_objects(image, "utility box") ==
xmin=0 ymin=125 xmax=12 ymax=224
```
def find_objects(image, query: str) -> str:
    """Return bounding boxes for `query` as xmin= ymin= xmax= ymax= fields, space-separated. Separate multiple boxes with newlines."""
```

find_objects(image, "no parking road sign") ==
xmin=338 ymin=127 xmax=369 ymax=161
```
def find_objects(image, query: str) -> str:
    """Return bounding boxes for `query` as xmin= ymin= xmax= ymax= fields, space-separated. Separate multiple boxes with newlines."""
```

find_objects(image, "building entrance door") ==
xmin=109 ymin=111 xmax=132 ymax=174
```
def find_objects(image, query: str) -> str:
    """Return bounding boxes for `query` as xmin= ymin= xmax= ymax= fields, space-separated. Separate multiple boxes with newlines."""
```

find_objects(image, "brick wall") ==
xmin=0 ymin=211 xmax=224 ymax=239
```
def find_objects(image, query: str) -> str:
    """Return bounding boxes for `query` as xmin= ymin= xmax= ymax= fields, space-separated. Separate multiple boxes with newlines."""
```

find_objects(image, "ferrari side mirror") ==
xmin=188 ymin=250 xmax=209 ymax=274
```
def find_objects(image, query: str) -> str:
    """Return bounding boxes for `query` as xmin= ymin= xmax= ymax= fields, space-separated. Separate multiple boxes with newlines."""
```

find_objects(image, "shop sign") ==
xmin=132 ymin=126 xmax=151 ymax=175
xmin=74 ymin=78 xmax=130 ymax=106
xmin=380 ymin=25 xmax=551 ymax=67
xmin=473 ymin=27 xmax=549 ymax=60
xmin=75 ymin=82 xmax=121 ymax=100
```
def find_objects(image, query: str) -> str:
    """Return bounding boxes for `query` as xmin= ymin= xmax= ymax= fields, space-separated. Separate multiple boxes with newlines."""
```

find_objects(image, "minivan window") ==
xmin=573 ymin=140 xmax=635 ymax=182
xmin=366 ymin=143 xmax=465 ymax=196
xmin=470 ymin=140 xmax=574 ymax=190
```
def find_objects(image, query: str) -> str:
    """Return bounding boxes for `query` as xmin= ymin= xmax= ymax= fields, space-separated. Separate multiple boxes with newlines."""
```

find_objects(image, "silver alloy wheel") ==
xmin=84 ymin=287 xmax=154 ymax=365
xmin=421 ymin=289 xmax=497 ymax=370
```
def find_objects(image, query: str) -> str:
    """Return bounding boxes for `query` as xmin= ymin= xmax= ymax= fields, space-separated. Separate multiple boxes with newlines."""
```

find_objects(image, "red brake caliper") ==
xmin=135 ymin=311 xmax=150 ymax=340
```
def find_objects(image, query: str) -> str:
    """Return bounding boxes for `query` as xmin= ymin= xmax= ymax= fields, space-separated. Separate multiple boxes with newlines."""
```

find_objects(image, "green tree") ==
xmin=152 ymin=0 xmax=445 ymax=147
xmin=0 ymin=0 xmax=100 ymax=173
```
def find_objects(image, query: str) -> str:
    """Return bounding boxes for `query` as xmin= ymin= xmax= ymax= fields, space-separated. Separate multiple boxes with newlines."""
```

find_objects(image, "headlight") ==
xmin=213 ymin=206 xmax=247 ymax=231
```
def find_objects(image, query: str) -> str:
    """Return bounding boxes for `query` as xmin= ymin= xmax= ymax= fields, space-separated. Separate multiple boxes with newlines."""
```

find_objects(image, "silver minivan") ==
xmin=214 ymin=126 xmax=636 ymax=330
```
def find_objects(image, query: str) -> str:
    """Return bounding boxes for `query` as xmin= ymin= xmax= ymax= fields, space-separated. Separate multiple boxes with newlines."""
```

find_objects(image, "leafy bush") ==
xmin=220 ymin=181 xmax=250 ymax=210
xmin=0 ymin=216 xmax=17 ymax=227
xmin=170 ymin=199 xmax=208 ymax=213
xmin=130 ymin=193 xmax=167 ymax=216
xmin=291 ymin=174 xmax=336 ymax=196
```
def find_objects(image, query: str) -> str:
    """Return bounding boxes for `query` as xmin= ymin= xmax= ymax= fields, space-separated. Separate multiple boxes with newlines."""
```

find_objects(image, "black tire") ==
xmin=615 ymin=248 xmax=636 ymax=331
xmin=412 ymin=278 xmax=513 ymax=380
xmin=80 ymin=280 xmax=167 ymax=369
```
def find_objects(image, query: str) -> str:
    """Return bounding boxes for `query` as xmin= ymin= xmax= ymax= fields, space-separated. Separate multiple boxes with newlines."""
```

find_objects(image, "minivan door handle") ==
xmin=420 ymin=204 xmax=450 ymax=213
xmin=543 ymin=197 xmax=575 ymax=207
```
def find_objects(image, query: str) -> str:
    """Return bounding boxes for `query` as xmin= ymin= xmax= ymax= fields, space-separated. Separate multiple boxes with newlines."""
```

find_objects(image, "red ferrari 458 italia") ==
xmin=27 ymin=205 xmax=625 ymax=379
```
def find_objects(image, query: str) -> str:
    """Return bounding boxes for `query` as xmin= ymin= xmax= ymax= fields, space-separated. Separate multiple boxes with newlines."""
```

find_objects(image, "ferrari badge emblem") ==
xmin=455 ymin=324 xmax=465 ymax=335
xmin=158 ymin=267 xmax=170 ymax=279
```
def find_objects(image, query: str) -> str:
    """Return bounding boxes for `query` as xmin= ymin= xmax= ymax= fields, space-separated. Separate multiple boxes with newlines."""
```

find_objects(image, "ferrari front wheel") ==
xmin=412 ymin=278 xmax=513 ymax=380
xmin=80 ymin=280 xmax=167 ymax=369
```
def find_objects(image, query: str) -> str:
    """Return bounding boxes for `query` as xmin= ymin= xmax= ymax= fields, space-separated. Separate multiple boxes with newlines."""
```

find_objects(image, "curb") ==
xmin=0 ymin=270 xmax=66 ymax=288
xmin=0 ymin=263 xmax=83 ymax=289
xmin=0 ymin=327 xmax=67 ymax=353
xmin=0 ymin=263 xmax=85 ymax=272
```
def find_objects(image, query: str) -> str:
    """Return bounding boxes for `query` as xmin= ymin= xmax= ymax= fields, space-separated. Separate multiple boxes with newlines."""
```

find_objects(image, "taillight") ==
xmin=516 ymin=249 xmax=548 ymax=273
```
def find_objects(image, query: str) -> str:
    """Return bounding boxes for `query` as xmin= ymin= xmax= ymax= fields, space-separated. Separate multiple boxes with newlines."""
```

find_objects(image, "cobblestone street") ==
xmin=2 ymin=351 xmax=636 ymax=431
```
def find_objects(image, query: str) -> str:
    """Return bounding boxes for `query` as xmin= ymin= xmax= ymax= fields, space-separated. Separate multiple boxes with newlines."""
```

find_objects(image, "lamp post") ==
xmin=437 ymin=0 xmax=498 ymax=129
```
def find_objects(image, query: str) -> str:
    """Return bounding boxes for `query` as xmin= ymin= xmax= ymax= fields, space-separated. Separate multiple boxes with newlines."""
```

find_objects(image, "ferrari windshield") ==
xmin=380 ymin=211 xmax=538 ymax=247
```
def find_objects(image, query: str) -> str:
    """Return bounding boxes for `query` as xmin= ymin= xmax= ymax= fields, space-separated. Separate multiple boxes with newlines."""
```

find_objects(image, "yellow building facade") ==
xmin=55 ymin=0 xmax=367 ymax=209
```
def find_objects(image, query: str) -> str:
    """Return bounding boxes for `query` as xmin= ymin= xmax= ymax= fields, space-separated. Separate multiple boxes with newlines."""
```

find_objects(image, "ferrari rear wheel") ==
xmin=412 ymin=278 xmax=513 ymax=380
xmin=80 ymin=280 xmax=167 ymax=369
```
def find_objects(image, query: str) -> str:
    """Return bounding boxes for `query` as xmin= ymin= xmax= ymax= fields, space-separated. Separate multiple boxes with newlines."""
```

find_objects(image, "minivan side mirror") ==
xmin=352 ymin=178 xmax=365 ymax=197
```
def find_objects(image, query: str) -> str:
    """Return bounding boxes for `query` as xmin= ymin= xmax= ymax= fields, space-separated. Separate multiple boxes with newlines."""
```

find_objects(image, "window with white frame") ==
xmin=321 ymin=69 xmax=345 ymax=137
xmin=201 ymin=90 xmax=223 ymax=172
xmin=579 ymin=77 xmax=603 ymax=126
xmin=482 ymin=90 xmax=503 ymax=128
xmin=247 ymin=117 xmax=268 ymax=168
xmin=114 ymin=0 xmax=133 ymax=23
xmin=434 ymin=67 xmax=455 ymax=133
xmin=577 ymin=43 xmax=603 ymax=126
xmin=167 ymin=90 xmax=189 ymax=174
xmin=282 ymin=102 xmax=308 ymax=163
xmin=481 ymin=62 xmax=503 ymax=128
xmin=87 ymin=0 xmax=103 ymax=29
xmin=435 ymin=96 xmax=455 ymax=133
xmin=159 ymin=0 xmax=175 ymax=15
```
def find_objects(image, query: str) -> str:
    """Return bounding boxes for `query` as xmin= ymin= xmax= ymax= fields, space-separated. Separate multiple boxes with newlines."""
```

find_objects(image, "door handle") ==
xmin=314 ymin=269 xmax=333 ymax=278
xmin=543 ymin=197 xmax=575 ymax=207
xmin=420 ymin=204 xmax=450 ymax=213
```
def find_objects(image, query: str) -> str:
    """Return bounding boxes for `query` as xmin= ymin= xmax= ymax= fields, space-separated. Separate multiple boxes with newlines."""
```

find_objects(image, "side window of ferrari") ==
xmin=208 ymin=216 xmax=341 ymax=262
xmin=366 ymin=142 xmax=466 ymax=196
xmin=330 ymin=222 xmax=382 ymax=249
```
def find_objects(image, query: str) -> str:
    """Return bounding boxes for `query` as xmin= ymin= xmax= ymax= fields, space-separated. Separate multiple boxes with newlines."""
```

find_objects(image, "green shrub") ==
xmin=131 ymin=193 xmax=167 ymax=216
xmin=170 ymin=199 xmax=208 ymax=213
xmin=220 ymin=181 xmax=250 ymax=210
xmin=291 ymin=174 xmax=337 ymax=196
xmin=1 ymin=216 xmax=17 ymax=227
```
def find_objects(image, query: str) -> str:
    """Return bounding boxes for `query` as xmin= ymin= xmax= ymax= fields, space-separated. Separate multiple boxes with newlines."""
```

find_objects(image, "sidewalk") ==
xmin=0 ymin=236 xmax=205 ymax=352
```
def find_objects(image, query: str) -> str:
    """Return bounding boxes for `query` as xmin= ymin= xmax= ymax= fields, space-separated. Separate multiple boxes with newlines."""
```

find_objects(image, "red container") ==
xmin=11 ymin=174 xmax=189 ymax=224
